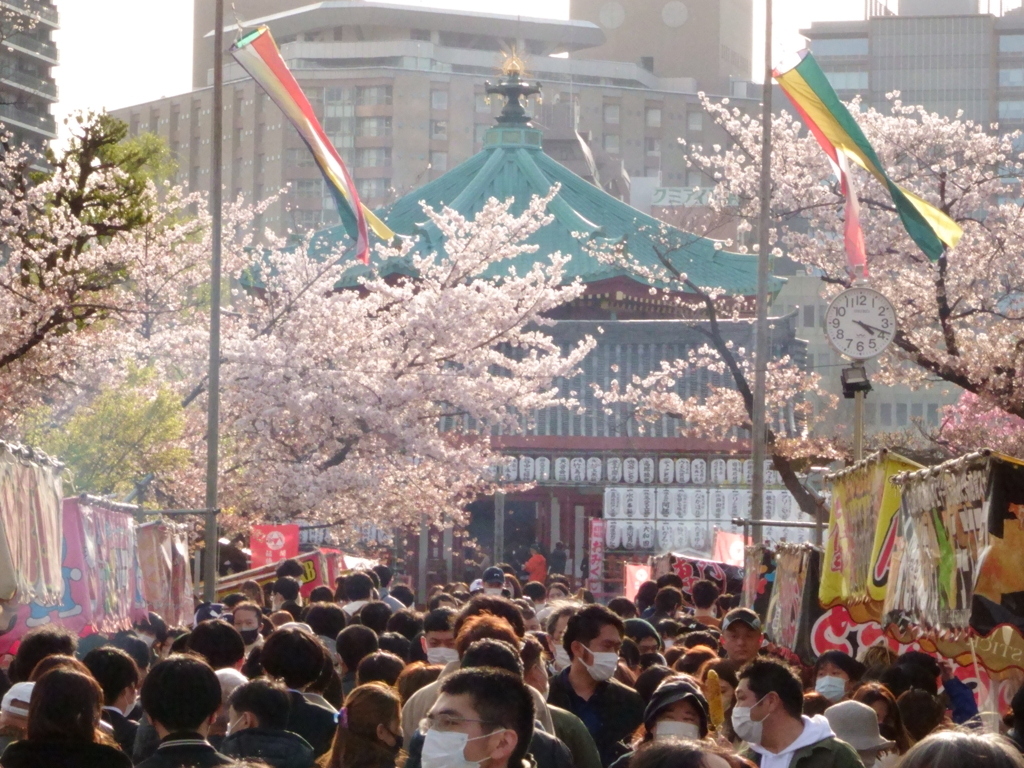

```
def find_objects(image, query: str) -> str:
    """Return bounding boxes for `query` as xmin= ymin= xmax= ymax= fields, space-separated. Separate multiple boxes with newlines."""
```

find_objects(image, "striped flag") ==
xmin=231 ymin=26 xmax=394 ymax=264
xmin=774 ymin=50 xmax=962 ymax=264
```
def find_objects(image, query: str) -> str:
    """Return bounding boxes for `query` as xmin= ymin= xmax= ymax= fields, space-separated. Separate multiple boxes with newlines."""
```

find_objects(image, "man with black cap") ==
xmin=482 ymin=567 xmax=509 ymax=597
xmin=722 ymin=607 xmax=764 ymax=665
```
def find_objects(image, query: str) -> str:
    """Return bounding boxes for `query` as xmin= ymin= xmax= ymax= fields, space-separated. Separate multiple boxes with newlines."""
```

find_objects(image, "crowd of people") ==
xmin=0 ymin=559 xmax=1021 ymax=768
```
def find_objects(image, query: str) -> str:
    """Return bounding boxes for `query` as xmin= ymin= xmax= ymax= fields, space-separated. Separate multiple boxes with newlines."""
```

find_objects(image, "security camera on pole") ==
xmin=824 ymin=282 xmax=897 ymax=461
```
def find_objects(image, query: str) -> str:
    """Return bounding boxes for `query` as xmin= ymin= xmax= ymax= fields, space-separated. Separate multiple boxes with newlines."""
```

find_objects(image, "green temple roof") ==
xmin=313 ymin=72 xmax=780 ymax=298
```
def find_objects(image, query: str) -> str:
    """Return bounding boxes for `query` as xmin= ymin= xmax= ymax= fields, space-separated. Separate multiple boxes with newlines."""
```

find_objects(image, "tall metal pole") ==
xmin=203 ymin=0 xmax=225 ymax=603
xmin=854 ymin=390 xmax=865 ymax=462
xmin=750 ymin=0 xmax=773 ymax=545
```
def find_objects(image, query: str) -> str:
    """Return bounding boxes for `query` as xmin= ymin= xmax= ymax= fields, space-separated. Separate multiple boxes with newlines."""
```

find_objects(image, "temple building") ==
xmin=318 ymin=62 xmax=815 ymax=596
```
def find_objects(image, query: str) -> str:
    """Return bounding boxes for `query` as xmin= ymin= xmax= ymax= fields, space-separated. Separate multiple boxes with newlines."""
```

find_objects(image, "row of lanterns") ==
xmin=501 ymin=455 xmax=785 ymax=486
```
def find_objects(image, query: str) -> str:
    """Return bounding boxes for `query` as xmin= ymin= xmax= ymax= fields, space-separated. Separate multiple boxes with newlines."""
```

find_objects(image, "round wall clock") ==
xmin=824 ymin=285 xmax=897 ymax=360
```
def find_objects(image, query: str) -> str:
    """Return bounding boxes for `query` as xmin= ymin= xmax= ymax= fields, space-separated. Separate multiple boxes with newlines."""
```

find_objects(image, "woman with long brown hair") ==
xmin=0 ymin=667 xmax=132 ymax=768
xmin=321 ymin=682 xmax=402 ymax=768
xmin=852 ymin=681 xmax=913 ymax=755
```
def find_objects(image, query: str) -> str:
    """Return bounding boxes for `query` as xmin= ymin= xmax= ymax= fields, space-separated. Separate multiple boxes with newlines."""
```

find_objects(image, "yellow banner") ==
xmin=821 ymin=452 xmax=921 ymax=623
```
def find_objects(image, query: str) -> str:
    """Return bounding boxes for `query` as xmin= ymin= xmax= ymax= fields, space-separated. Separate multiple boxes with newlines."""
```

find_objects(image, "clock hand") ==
xmin=853 ymin=320 xmax=877 ymax=336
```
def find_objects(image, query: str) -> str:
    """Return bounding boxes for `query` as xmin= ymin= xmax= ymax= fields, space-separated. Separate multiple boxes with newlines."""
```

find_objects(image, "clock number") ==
xmin=835 ymin=328 xmax=844 ymax=340
xmin=869 ymin=339 xmax=878 ymax=350
xmin=856 ymin=341 xmax=865 ymax=354
xmin=836 ymin=307 xmax=846 ymax=317
xmin=880 ymin=318 xmax=890 ymax=329
xmin=830 ymin=318 xmax=840 ymax=328
xmin=855 ymin=294 xmax=867 ymax=306
xmin=878 ymin=307 xmax=887 ymax=318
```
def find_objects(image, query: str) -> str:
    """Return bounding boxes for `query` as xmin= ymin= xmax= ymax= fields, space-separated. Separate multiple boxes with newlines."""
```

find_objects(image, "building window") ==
xmin=430 ymin=120 xmax=448 ymax=139
xmin=645 ymin=137 xmax=661 ymax=156
xmin=927 ymin=403 xmax=939 ymax=426
xmin=864 ymin=402 xmax=877 ymax=425
xmin=357 ymin=117 xmax=392 ymax=136
xmin=999 ymin=100 xmax=1024 ymax=119
xmin=604 ymin=134 xmax=620 ymax=153
xmin=823 ymin=71 xmax=869 ymax=91
xmin=356 ymin=86 xmax=392 ymax=106
xmin=1000 ymin=35 xmax=1024 ymax=53
xmin=687 ymin=111 xmax=703 ymax=132
xmin=430 ymin=151 xmax=448 ymax=171
xmin=880 ymin=403 xmax=892 ymax=427
xmin=911 ymin=403 xmax=923 ymax=420
xmin=411 ymin=28 xmax=431 ymax=41
xmin=646 ymin=107 xmax=662 ymax=128
xmin=685 ymin=170 xmax=702 ymax=188
xmin=431 ymin=90 xmax=449 ymax=111
xmin=896 ymin=403 xmax=908 ymax=426
xmin=476 ymin=94 xmax=490 ymax=113
xmin=802 ymin=304 xmax=815 ymax=328
xmin=296 ymin=179 xmax=322 ymax=197
xmin=604 ymin=103 xmax=620 ymax=125
xmin=1002 ymin=69 xmax=1024 ymax=88
xmin=356 ymin=178 xmax=387 ymax=199
xmin=641 ymin=56 xmax=654 ymax=73
xmin=356 ymin=147 xmax=392 ymax=167
xmin=474 ymin=123 xmax=488 ymax=143
xmin=811 ymin=37 xmax=868 ymax=56
xmin=326 ymin=87 xmax=355 ymax=107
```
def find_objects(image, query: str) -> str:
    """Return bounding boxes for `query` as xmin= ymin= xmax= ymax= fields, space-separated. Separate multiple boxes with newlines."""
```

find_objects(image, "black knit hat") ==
xmin=643 ymin=676 xmax=710 ymax=737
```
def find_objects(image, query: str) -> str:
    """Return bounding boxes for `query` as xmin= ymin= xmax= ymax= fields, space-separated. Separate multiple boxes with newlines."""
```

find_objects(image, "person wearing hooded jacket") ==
xmin=220 ymin=679 xmax=315 ymax=768
xmin=734 ymin=659 xmax=863 ymax=768
xmin=609 ymin=675 xmax=712 ymax=768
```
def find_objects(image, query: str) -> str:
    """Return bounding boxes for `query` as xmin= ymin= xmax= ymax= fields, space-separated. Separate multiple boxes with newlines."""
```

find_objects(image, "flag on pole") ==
xmin=774 ymin=50 xmax=962 ymax=263
xmin=231 ymin=26 xmax=394 ymax=264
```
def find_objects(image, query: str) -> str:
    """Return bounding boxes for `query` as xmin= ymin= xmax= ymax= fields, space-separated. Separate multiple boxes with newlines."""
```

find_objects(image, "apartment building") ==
xmin=112 ymin=0 xmax=756 ymax=234
xmin=0 ymin=0 xmax=58 ymax=151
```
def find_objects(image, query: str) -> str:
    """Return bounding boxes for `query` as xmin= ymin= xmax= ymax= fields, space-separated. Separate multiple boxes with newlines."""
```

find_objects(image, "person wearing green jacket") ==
xmin=733 ymin=659 xmax=864 ymax=768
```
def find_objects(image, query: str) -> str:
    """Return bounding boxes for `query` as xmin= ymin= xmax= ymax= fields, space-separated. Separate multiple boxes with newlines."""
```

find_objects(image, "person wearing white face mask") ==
xmin=422 ymin=667 xmax=534 ymax=768
xmin=547 ymin=605 xmax=645 ymax=768
xmin=732 ymin=659 xmax=863 ymax=768
xmin=421 ymin=608 xmax=460 ymax=667
xmin=813 ymin=651 xmax=865 ymax=705
xmin=522 ymin=635 xmax=603 ymax=768
xmin=608 ymin=676 xmax=712 ymax=768
xmin=482 ymin=568 xmax=511 ymax=598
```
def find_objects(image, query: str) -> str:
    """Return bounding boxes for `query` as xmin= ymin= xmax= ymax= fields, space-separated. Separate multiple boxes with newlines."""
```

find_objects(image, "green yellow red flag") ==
xmin=774 ymin=51 xmax=962 ymax=262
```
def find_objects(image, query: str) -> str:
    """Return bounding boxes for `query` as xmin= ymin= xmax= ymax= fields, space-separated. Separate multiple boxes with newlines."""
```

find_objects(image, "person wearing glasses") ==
xmin=419 ymin=667 xmax=535 ymax=768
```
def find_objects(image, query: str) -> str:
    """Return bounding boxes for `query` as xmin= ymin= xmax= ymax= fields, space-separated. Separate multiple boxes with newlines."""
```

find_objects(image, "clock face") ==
xmin=824 ymin=286 xmax=897 ymax=360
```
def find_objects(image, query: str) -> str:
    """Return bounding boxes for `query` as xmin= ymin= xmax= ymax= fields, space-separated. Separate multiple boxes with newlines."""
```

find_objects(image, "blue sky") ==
xmin=52 ymin=0 xmax=870 ymax=138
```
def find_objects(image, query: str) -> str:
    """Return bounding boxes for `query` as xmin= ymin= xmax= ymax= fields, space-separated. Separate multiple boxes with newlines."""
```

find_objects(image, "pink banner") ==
xmin=588 ymin=518 xmax=605 ymax=592
xmin=0 ymin=499 xmax=147 ymax=659
xmin=624 ymin=563 xmax=651 ymax=602
xmin=137 ymin=521 xmax=194 ymax=628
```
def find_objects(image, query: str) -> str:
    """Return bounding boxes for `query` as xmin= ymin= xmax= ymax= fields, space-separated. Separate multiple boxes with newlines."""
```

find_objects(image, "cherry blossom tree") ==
xmin=2 ymin=113 xmax=590 ymax=534
xmin=0 ymin=112 xmax=211 ymax=425
xmin=156 ymin=191 xmax=593 ymax=534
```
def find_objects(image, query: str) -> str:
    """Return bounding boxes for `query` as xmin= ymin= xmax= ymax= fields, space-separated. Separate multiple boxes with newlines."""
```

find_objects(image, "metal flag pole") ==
xmin=750 ymin=0 xmax=773 ymax=545
xmin=204 ymin=0 xmax=225 ymax=603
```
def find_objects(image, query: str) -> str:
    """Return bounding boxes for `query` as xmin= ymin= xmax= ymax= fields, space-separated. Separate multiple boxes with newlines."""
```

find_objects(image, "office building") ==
xmin=112 ymin=0 xmax=756 ymax=234
xmin=0 ymin=0 xmax=58 ymax=151
xmin=804 ymin=0 xmax=1024 ymax=125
